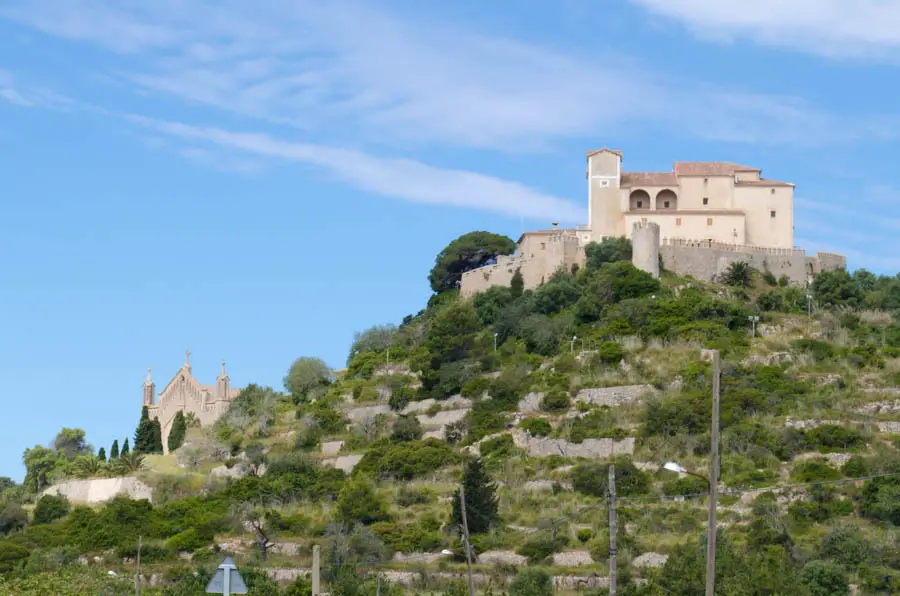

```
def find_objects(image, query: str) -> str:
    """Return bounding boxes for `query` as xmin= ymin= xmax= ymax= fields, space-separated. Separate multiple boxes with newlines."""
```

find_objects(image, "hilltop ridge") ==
xmin=3 ymin=233 xmax=900 ymax=595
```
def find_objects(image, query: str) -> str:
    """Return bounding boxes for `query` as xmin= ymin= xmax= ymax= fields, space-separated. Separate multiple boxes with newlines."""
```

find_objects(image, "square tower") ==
xmin=587 ymin=149 xmax=624 ymax=240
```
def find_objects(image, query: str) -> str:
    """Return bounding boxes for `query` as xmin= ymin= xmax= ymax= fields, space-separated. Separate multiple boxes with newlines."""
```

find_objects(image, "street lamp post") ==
xmin=493 ymin=332 xmax=498 ymax=352
xmin=748 ymin=315 xmax=759 ymax=338
xmin=806 ymin=293 xmax=813 ymax=334
xmin=570 ymin=335 xmax=577 ymax=354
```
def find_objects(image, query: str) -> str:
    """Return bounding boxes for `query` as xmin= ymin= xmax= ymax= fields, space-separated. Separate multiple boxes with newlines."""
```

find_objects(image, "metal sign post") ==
xmin=206 ymin=557 xmax=248 ymax=595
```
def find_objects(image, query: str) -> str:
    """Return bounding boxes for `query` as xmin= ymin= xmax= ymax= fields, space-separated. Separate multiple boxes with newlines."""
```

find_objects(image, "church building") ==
xmin=142 ymin=351 xmax=242 ymax=454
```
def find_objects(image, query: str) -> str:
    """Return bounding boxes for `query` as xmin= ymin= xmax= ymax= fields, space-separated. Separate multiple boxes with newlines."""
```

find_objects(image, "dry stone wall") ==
xmin=43 ymin=477 xmax=153 ymax=504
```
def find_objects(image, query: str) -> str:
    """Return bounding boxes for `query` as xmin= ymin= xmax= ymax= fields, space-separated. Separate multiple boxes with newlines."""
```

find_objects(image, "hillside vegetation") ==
xmin=4 ymin=233 xmax=900 ymax=595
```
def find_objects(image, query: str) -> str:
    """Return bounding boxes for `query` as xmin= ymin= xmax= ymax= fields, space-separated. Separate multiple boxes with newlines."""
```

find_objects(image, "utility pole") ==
xmin=135 ymin=535 xmax=142 ymax=596
xmin=312 ymin=545 xmax=321 ymax=596
xmin=608 ymin=464 xmax=617 ymax=596
xmin=459 ymin=485 xmax=477 ymax=596
xmin=705 ymin=350 xmax=721 ymax=596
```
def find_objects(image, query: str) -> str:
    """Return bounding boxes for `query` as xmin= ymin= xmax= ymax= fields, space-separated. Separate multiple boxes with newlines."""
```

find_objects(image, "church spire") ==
xmin=216 ymin=358 xmax=230 ymax=400
xmin=144 ymin=367 xmax=153 ymax=386
xmin=184 ymin=349 xmax=192 ymax=371
xmin=219 ymin=359 xmax=228 ymax=379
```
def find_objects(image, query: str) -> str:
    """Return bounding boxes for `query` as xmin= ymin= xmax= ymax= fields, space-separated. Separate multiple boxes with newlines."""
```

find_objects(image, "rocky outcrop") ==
xmin=402 ymin=396 xmax=471 ymax=415
xmin=552 ymin=551 xmax=594 ymax=567
xmin=478 ymin=550 xmax=527 ymax=566
xmin=417 ymin=409 xmax=468 ymax=430
xmin=345 ymin=404 xmax=391 ymax=423
xmin=43 ymin=477 xmax=153 ymax=504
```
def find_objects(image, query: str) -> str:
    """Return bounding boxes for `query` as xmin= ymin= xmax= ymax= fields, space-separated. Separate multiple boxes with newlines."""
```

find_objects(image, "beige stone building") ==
xmin=587 ymin=148 xmax=794 ymax=248
xmin=461 ymin=148 xmax=845 ymax=297
xmin=143 ymin=350 xmax=241 ymax=453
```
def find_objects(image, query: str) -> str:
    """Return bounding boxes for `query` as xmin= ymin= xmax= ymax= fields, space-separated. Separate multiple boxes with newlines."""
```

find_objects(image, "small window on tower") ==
xmin=540 ymin=242 xmax=546 ymax=250
xmin=707 ymin=217 xmax=713 ymax=226
xmin=676 ymin=217 xmax=682 ymax=226
xmin=599 ymin=180 xmax=610 ymax=188
xmin=771 ymin=188 xmax=776 ymax=195
xmin=664 ymin=201 xmax=670 ymax=208
xmin=703 ymin=197 xmax=709 ymax=205
xmin=637 ymin=200 xmax=643 ymax=208
xmin=770 ymin=210 xmax=776 ymax=218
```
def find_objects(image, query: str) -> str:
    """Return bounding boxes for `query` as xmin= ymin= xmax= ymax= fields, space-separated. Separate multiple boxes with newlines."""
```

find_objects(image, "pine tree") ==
xmin=97 ymin=447 xmax=107 ymax=462
xmin=121 ymin=438 xmax=130 ymax=456
xmin=510 ymin=268 xmax=524 ymax=298
xmin=134 ymin=406 xmax=156 ymax=454
xmin=168 ymin=411 xmax=187 ymax=452
xmin=451 ymin=457 xmax=499 ymax=534
xmin=110 ymin=440 xmax=120 ymax=460
xmin=151 ymin=417 xmax=163 ymax=454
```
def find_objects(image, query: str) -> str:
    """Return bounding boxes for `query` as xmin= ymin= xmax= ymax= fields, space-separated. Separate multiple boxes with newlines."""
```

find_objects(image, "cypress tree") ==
xmin=134 ymin=406 xmax=155 ymax=454
xmin=168 ymin=411 xmax=187 ymax=452
xmin=151 ymin=417 xmax=163 ymax=454
xmin=110 ymin=440 xmax=120 ymax=460
xmin=451 ymin=457 xmax=499 ymax=534
xmin=121 ymin=438 xmax=130 ymax=456
xmin=510 ymin=268 xmax=524 ymax=298
xmin=98 ymin=447 xmax=107 ymax=462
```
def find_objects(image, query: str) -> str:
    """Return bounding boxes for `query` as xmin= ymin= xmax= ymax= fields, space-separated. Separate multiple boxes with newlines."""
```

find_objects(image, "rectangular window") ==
xmin=636 ymin=201 xmax=643 ymax=208
xmin=599 ymin=179 xmax=610 ymax=188
xmin=664 ymin=201 xmax=670 ymax=208
xmin=703 ymin=197 xmax=709 ymax=205
xmin=707 ymin=217 xmax=713 ymax=226
xmin=676 ymin=217 xmax=682 ymax=226
xmin=770 ymin=210 xmax=776 ymax=218
xmin=540 ymin=242 xmax=546 ymax=249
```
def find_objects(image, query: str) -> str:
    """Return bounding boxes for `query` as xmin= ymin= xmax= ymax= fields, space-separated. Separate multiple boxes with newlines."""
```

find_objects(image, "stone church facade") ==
xmin=143 ymin=351 xmax=242 ymax=454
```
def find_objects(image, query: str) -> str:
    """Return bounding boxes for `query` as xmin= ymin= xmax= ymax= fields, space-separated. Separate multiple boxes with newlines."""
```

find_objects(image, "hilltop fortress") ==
xmin=142 ymin=351 xmax=241 ymax=453
xmin=462 ymin=148 xmax=845 ymax=296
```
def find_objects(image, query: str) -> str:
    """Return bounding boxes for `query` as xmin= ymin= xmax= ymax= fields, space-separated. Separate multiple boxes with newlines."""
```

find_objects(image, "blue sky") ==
xmin=2 ymin=0 xmax=900 ymax=480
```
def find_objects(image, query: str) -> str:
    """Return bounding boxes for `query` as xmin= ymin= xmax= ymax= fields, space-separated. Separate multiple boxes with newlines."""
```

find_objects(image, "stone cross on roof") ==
xmin=185 ymin=349 xmax=191 ymax=369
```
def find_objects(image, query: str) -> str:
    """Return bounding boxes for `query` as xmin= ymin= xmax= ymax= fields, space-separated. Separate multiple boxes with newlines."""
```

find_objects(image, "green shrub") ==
xmin=805 ymin=425 xmax=865 ymax=451
xmin=354 ymin=439 xmax=464 ymax=480
xmin=540 ymin=389 xmax=571 ymax=412
xmin=32 ymin=495 xmax=70 ymax=525
xmin=371 ymin=521 xmax=444 ymax=554
xmin=596 ymin=341 xmax=626 ymax=365
xmin=572 ymin=460 xmax=649 ymax=498
xmin=577 ymin=528 xmax=594 ymax=543
xmin=517 ymin=536 xmax=557 ymax=564
xmin=479 ymin=434 xmax=520 ymax=460
xmin=819 ymin=524 xmax=871 ymax=569
xmin=662 ymin=475 xmax=708 ymax=497
xmin=465 ymin=400 xmax=511 ymax=443
xmin=461 ymin=377 xmax=491 ymax=398
xmin=390 ymin=415 xmax=423 ymax=443
xmin=801 ymin=560 xmax=849 ymax=596
xmin=388 ymin=387 xmax=417 ymax=411
xmin=509 ymin=568 xmax=553 ymax=596
xmin=519 ymin=417 xmax=552 ymax=437
xmin=860 ymin=476 xmax=900 ymax=525
xmin=335 ymin=478 xmax=391 ymax=525
xmin=791 ymin=459 xmax=842 ymax=483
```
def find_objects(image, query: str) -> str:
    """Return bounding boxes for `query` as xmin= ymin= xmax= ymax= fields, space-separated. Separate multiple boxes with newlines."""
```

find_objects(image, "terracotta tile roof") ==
xmin=673 ymin=162 xmax=760 ymax=176
xmin=620 ymin=172 xmax=677 ymax=187
xmin=735 ymin=179 xmax=794 ymax=187
xmin=586 ymin=148 xmax=623 ymax=160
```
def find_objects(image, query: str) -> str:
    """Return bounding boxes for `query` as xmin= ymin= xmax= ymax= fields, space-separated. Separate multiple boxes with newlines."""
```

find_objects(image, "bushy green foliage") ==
xmin=0 ymin=502 xmax=26 ymax=535
xmin=429 ymin=231 xmax=516 ymax=294
xmin=539 ymin=388 xmax=570 ymax=412
xmin=451 ymin=458 xmax=498 ymax=534
xmin=805 ymin=424 xmax=866 ymax=451
xmin=167 ymin=410 xmax=187 ymax=452
xmin=860 ymin=476 xmax=900 ymax=525
xmin=390 ymin=415 xmax=423 ymax=443
xmin=802 ymin=559 xmax=850 ymax=596
xmin=355 ymin=439 xmax=463 ymax=480
xmin=519 ymin=417 xmax=552 ymax=437
xmin=479 ymin=434 xmax=521 ymax=460
xmin=284 ymin=357 xmax=332 ymax=402
xmin=516 ymin=536 xmax=557 ymax=565
xmin=722 ymin=261 xmax=754 ymax=287
xmin=572 ymin=460 xmax=649 ymax=498
xmin=335 ymin=479 xmax=391 ymax=525
xmin=32 ymin=495 xmax=69 ymax=525
xmin=584 ymin=237 xmax=632 ymax=269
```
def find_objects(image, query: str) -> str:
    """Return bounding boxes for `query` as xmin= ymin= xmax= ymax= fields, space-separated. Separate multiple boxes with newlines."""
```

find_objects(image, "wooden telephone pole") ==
xmin=705 ymin=350 xmax=721 ymax=596
xmin=459 ymin=486 xmax=477 ymax=596
xmin=608 ymin=464 xmax=617 ymax=596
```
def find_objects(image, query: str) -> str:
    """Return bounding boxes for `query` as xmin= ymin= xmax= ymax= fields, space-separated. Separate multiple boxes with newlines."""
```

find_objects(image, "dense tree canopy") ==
xmin=428 ymin=231 xmax=515 ymax=294
xmin=284 ymin=357 xmax=332 ymax=402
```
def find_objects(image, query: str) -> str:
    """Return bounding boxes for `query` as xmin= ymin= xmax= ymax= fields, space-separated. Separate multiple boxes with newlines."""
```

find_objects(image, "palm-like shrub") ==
xmin=722 ymin=261 xmax=754 ymax=287
xmin=72 ymin=455 xmax=106 ymax=479
xmin=110 ymin=452 xmax=146 ymax=476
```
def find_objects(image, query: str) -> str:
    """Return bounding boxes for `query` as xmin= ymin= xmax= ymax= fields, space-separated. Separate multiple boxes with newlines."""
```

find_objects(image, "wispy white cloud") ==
xmin=629 ymin=0 xmax=900 ymax=59
xmin=128 ymin=115 xmax=586 ymax=222
xmin=0 ymin=66 xmax=83 ymax=109
xmin=3 ymin=0 xmax=895 ymax=150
